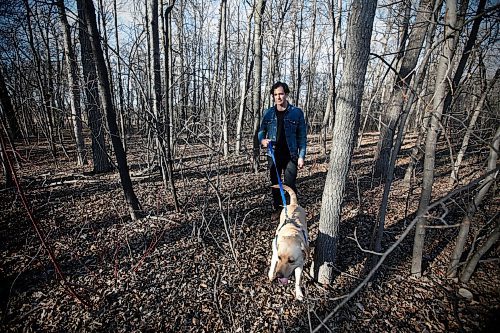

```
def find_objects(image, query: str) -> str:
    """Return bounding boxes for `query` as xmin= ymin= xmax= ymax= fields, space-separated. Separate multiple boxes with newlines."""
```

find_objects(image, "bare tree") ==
xmin=372 ymin=0 xmax=436 ymax=180
xmin=56 ymin=0 xmax=86 ymax=166
xmin=448 ymin=123 xmax=500 ymax=278
xmin=207 ymin=0 xmax=226 ymax=148
xmin=442 ymin=0 xmax=487 ymax=113
xmin=293 ymin=2 xmax=304 ymax=104
xmin=321 ymin=0 xmax=342 ymax=155
xmin=149 ymin=0 xmax=179 ymax=212
xmin=402 ymin=0 xmax=443 ymax=184
xmin=412 ymin=0 xmax=459 ymax=277
xmin=162 ymin=0 xmax=175 ymax=154
xmin=77 ymin=0 xmax=112 ymax=173
xmin=0 ymin=65 xmax=21 ymax=141
xmin=251 ymin=0 xmax=266 ymax=173
xmin=113 ymin=0 xmax=127 ymax=151
xmin=460 ymin=219 xmax=500 ymax=283
xmin=23 ymin=0 xmax=56 ymax=157
xmin=235 ymin=8 xmax=254 ymax=154
xmin=81 ymin=0 xmax=141 ymax=220
xmin=220 ymin=0 xmax=229 ymax=157
xmin=265 ymin=0 xmax=292 ymax=97
xmin=304 ymin=0 xmax=318 ymax=124
xmin=450 ymin=68 xmax=499 ymax=184
xmin=312 ymin=0 xmax=378 ymax=284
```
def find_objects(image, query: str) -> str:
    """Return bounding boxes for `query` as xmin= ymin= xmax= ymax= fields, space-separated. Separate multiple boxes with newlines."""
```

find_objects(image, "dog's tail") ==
xmin=272 ymin=184 xmax=298 ymax=206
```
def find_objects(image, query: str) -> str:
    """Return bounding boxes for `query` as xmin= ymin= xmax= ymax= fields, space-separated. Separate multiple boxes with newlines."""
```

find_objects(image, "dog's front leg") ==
xmin=268 ymin=238 xmax=278 ymax=281
xmin=294 ymin=266 xmax=304 ymax=301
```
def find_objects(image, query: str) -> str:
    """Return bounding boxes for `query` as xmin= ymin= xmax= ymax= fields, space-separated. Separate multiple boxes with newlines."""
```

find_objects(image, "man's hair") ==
xmin=270 ymin=81 xmax=290 ymax=95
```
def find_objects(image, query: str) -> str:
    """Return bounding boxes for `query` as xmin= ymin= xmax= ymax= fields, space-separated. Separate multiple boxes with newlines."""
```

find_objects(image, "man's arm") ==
xmin=258 ymin=109 xmax=270 ymax=146
xmin=297 ymin=109 xmax=307 ymax=166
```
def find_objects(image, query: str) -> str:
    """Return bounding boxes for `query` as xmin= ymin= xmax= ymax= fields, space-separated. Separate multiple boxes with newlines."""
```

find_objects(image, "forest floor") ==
xmin=0 ymin=132 xmax=498 ymax=332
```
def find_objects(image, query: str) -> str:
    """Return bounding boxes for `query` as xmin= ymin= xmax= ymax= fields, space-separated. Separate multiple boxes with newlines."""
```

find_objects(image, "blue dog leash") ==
xmin=268 ymin=141 xmax=288 ymax=218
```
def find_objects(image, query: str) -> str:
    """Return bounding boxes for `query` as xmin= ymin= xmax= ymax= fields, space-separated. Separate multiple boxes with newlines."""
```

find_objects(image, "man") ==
xmin=258 ymin=81 xmax=307 ymax=213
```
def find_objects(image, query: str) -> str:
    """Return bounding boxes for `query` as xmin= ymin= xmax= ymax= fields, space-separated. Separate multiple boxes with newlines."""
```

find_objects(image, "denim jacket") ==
xmin=258 ymin=104 xmax=307 ymax=159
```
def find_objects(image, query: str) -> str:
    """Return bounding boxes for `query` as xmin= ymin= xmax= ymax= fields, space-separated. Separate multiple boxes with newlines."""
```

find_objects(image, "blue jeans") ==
xmin=268 ymin=155 xmax=298 ymax=209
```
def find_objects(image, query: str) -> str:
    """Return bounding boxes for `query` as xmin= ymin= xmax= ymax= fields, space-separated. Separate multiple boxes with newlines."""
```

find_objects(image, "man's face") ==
xmin=273 ymin=86 xmax=287 ymax=107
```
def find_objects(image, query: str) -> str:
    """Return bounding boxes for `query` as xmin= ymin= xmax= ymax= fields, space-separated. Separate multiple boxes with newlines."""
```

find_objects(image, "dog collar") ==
xmin=275 ymin=221 xmax=308 ymax=244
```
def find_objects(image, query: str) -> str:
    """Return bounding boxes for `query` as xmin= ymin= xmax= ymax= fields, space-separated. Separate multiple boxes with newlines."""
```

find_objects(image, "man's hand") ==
xmin=298 ymin=157 xmax=304 ymax=169
xmin=261 ymin=139 xmax=271 ymax=148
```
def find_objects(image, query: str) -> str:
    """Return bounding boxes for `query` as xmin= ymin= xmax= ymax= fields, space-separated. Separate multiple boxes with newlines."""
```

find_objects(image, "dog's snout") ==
xmin=276 ymin=272 xmax=284 ymax=278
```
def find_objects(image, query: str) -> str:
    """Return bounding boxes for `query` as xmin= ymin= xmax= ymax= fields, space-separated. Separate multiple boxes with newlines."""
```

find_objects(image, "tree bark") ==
xmin=208 ymin=0 xmax=226 ymax=148
xmin=77 ymin=0 xmax=113 ymax=174
xmin=460 ymin=220 xmax=500 ymax=283
xmin=23 ymin=0 xmax=56 ymax=157
xmin=304 ymin=0 xmax=318 ymax=124
xmin=321 ymin=0 xmax=341 ymax=155
xmin=448 ymin=124 xmax=500 ymax=277
xmin=312 ymin=0 xmax=378 ymax=285
xmin=442 ymin=0 xmax=486 ymax=114
xmin=162 ymin=1 xmax=175 ymax=154
xmin=373 ymin=0 xmax=435 ymax=180
xmin=450 ymin=68 xmax=499 ymax=184
xmin=412 ymin=0 xmax=458 ymax=277
xmin=82 ymin=0 xmax=141 ymax=219
xmin=0 ymin=65 xmax=22 ymax=141
xmin=221 ymin=0 xmax=229 ymax=157
xmin=150 ymin=0 xmax=179 ymax=212
xmin=57 ymin=0 xmax=87 ymax=166
xmin=294 ymin=2 xmax=304 ymax=104
xmin=235 ymin=9 xmax=254 ymax=154
xmin=113 ymin=0 xmax=127 ymax=152
xmin=251 ymin=0 xmax=266 ymax=173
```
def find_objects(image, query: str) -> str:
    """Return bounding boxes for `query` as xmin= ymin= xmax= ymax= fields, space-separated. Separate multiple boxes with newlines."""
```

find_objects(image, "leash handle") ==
xmin=268 ymin=141 xmax=288 ymax=217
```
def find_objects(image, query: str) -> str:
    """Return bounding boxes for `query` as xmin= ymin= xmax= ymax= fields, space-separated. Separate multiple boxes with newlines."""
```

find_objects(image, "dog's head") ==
xmin=275 ymin=235 xmax=308 ymax=284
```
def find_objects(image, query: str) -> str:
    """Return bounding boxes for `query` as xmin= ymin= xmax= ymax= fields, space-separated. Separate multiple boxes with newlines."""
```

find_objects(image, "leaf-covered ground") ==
xmin=1 ymin=133 xmax=498 ymax=332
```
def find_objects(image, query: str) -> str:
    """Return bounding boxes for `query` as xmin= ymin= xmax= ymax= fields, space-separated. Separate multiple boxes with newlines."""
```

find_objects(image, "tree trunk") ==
xmin=57 ymin=0 xmax=87 ymax=166
xmin=162 ymin=1 xmax=175 ymax=154
xmin=372 ymin=0 xmax=435 ymax=180
xmin=312 ymin=0 xmax=378 ymax=285
xmin=251 ymin=0 xmax=266 ymax=173
xmin=150 ymin=0 xmax=179 ymax=212
xmin=411 ymin=0 xmax=458 ymax=277
xmin=113 ymin=0 xmax=127 ymax=152
xmin=450 ymin=68 xmax=499 ymax=184
xmin=149 ymin=0 xmax=166 ymax=184
xmin=304 ymin=0 xmax=317 ymax=124
xmin=82 ymin=0 xmax=141 ymax=220
xmin=321 ymin=0 xmax=340 ymax=155
xmin=460 ymin=220 xmax=500 ymax=283
xmin=235 ymin=9 xmax=254 ymax=154
xmin=221 ymin=0 xmax=229 ymax=157
xmin=162 ymin=1 xmax=179 ymax=212
xmin=294 ymin=2 xmax=304 ymax=104
xmin=0 ymin=65 xmax=21 ymax=141
xmin=0 ymin=134 xmax=14 ymax=188
xmin=266 ymin=0 xmax=292 ymax=102
xmin=208 ymin=0 xmax=225 ymax=148
xmin=77 ymin=0 xmax=113 ymax=174
xmin=447 ymin=124 xmax=500 ymax=277
xmin=442 ymin=0 xmax=486 ymax=114
xmin=97 ymin=0 xmax=115 ymax=106
xmin=23 ymin=0 xmax=56 ymax=158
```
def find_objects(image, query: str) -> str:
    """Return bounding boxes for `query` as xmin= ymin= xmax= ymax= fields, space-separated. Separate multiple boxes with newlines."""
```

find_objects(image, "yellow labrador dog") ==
xmin=268 ymin=185 xmax=309 ymax=301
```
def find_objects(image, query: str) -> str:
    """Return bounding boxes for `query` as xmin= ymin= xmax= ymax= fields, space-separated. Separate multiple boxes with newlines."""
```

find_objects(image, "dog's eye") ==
xmin=288 ymin=259 xmax=295 ymax=264
xmin=278 ymin=256 xmax=282 ymax=260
